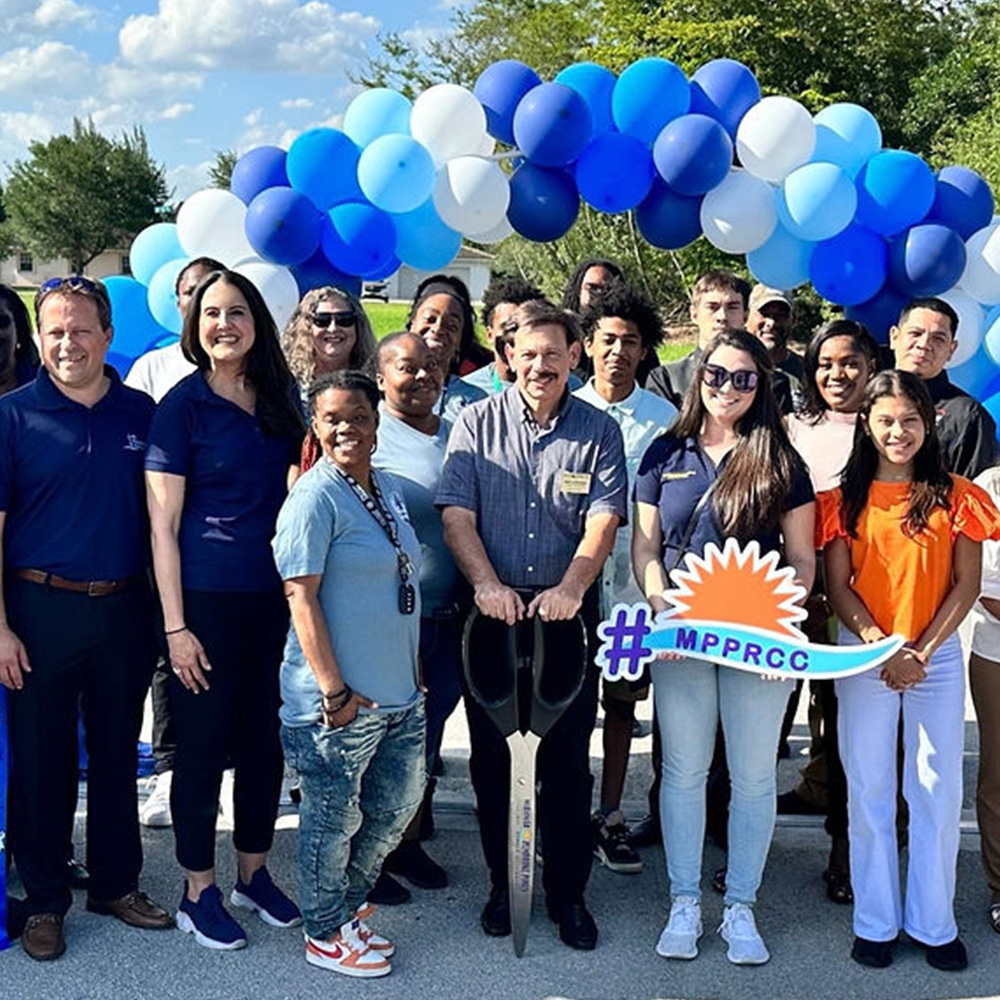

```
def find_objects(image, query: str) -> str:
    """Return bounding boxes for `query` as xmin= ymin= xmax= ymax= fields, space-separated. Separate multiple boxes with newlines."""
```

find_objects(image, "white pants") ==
xmin=835 ymin=629 xmax=964 ymax=946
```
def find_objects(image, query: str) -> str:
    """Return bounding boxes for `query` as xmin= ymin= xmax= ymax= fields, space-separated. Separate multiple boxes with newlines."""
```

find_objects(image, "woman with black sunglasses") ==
xmin=0 ymin=283 xmax=40 ymax=397
xmin=632 ymin=328 xmax=815 ymax=966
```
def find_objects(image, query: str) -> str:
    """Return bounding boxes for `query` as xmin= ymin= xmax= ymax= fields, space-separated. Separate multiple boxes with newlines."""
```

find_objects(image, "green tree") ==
xmin=209 ymin=149 xmax=237 ymax=189
xmin=5 ymin=119 xmax=169 ymax=272
xmin=0 ymin=183 xmax=15 ymax=262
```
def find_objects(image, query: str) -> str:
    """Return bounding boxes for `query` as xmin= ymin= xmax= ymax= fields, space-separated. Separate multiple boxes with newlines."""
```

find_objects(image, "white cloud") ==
xmin=0 ymin=0 xmax=98 ymax=36
xmin=33 ymin=0 xmax=93 ymax=28
xmin=0 ymin=41 xmax=91 ymax=96
xmin=399 ymin=24 xmax=449 ymax=52
xmin=0 ymin=108 xmax=55 ymax=147
xmin=153 ymin=102 xmax=194 ymax=121
xmin=166 ymin=159 xmax=212 ymax=201
xmin=243 ymin=107 xmax=264 ymax=127
xmin=120 ymin=0 xmax=378 ymax=74
xmin=279 ymin=97 xmax=313 ymax=109
xmin=99 ymin=64 xmax=204 ymax=103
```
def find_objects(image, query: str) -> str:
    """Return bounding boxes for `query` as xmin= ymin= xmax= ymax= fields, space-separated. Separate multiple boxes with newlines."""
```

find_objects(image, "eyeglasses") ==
xmin=702 ymin=363 xmax=759 ymax=393
xmin=312 ymin=311 xmax=356 ymax=329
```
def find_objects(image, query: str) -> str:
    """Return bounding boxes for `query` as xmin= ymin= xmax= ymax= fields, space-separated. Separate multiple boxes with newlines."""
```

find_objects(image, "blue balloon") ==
xmin=777 ymin=162 xmax=857 ymax=242
xmin=575 ymin=132 xmax=655 ymax=213
xmin=323 ymin=202 xmax=397 ymax=278
xmin=513 ymin=83 xmax=592 ymax=168
xmin=230 ymin=146 xmax=288 ymax=205
xmin=129 ymin=223 xmax=184 ymax=287
xmin=810 ymin=225 xmax=888 ymax=306
xmin=290 ymin=242 xmax=362 ymax=298
xmin=507 ymin=164 xmax=579 ymax=242
xmin=553 ymin=63 xmax=616 ymax=136
xmin=855 ymin=150 xmax=936 ymax=237
xmin=653 ymin=114 xmax=732 ymax=197
xmin=612 ymin=58 xmax=690 ymax=144
xmin=146 ymin=258 xmax=188 ymax=335
xmin=286 ymin=128 xmax=362 ymax=211
xmin=747 ymin=225 xmax=814 ymax=289
xmin=812 ymin=104 xmax=881 ymax=178
xmin=104 ymin=275 xmax=169 ymax=360
xmin=343 ymin=88 xmax=411 ymax=147
xmin=364 ymin=255 xmax=400 ymax=282
xmin=983 ymin=388 xmax=1000 ymax=431
xmin=844 ymin=285 xmax=909 ymax=344
xmin=245 ymin=187 xmax=323 ymax=267
xmin=689 ymin=59 xmax=760 ymax=138
xmin=888 ymin=223 xmax=967 ymax=298
xmin=474 ymin=60 xmax=542 ymax=145
xmin=357 ymin=134 xmax=436 ymax=215
xmin=394 ymin=198 xmax=462 ymax=271
xmin=949 ymin=344 xmax=1000 ymax=400
xmin=927 ymin=165 xmax=995 ymax=241
xmin=107 ymin=351 xmax=135 ymax=378
xmin=981 ymin=304 xmax=1000 ymax=366
xmin=634 ymin=180 xmax=703 ymax=250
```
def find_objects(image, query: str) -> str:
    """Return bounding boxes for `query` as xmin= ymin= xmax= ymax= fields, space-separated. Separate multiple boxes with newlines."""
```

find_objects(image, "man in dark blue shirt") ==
xmin=0 ymin=277 xmax=171 ymax=961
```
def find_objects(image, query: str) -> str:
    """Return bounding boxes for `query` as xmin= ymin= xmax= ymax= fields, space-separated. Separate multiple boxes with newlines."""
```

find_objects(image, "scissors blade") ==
xmin=506 ymin=730 xmax=540 ymax=958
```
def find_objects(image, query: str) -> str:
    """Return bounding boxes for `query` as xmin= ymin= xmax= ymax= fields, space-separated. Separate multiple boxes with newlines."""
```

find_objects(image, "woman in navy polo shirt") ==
xmin=0 ymin=283 xmax=40 ymax=395
xmin=145 ymin=269 xmax=305 ymax=950
xmin=633 ymin=329 xmax=815 ymax=966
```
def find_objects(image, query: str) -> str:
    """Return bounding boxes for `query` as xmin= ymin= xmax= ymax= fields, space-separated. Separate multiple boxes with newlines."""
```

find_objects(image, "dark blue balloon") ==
xmin=103 ymin=275 xmax=168 ymax=360
xmin=553 ymin=63 xmax=616 ymax=136
xmin=888 ymin=223 xmax=967 ymax=298
xmin=290 ymin=238 xmax=363 ymax=298
xmin=844 ymin=285 xmax=910 ymax=344
xmin=230 ymin=146 xmax=289 ymax=205
xmin=809 ymin=225 xmax=888 ymax=306
xmin=653 ymin=114 xmax=732 ymax=197
xmin=927 ymin=166 xmax=995 ymax=241
xmin=690 ymin=59 xmax=761 ymax=138
xmin=575 ymin=132 xmax=655 ymax=213
xmin=364 ymin=254 xmax=400 ymax=281
xmin=474 ymin=60 xmax=542 ymax=145
xmin=949 ymin=346 xmax=1000 ymax=400
xmin=513 ymin=83 xmax=592 ymax=168
xmin=245 ymin=187 xmax=323 ymax=267
xmin=507 ymin=164 xmax=579 ymax=242
xmin=635 ymin=180 xmax=703 ymax=250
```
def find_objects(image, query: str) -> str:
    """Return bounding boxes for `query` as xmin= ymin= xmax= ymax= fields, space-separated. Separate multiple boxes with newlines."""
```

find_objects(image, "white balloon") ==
xmin=176 ymin=188 xmax=254 ymax=265
xmin=233 ymin=259 xmax=300 ymax=331
xmin=940 ymin=289 xmax=986 ymax=368
xmin=958 ymin=223 xmax=1000 ymax=306
xmin=411 ymin=84 xmax=488 ymax=167
xmin=476 ymin=132 xmax=497 ymax=157
xmin=433 ymin=156 xmax=510 ymax=236
xmin=467 ymin=214 xmax=514 ymax=245
xmin=700 ymin=169 xmax=778 ymax=254
xmin=736 ymin=96 xmax=816 ymax=183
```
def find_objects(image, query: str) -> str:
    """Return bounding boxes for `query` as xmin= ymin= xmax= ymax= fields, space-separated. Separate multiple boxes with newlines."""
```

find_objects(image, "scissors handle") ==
xmin=461 ymin=609 xmax=519 ymax=737
xmin=529 ymin=614 xmax=588 ymax=738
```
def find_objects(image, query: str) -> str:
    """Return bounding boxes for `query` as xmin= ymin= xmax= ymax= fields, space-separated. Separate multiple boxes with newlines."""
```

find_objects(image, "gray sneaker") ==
xmin=656 ymin=897 xmax=702 ymax=960
xmin=719 ymin=903 xmax=770 ymax=965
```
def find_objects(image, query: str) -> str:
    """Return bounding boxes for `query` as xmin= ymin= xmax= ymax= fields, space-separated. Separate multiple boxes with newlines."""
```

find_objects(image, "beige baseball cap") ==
xmin=749 ymin=284 xmax=793 ymax=313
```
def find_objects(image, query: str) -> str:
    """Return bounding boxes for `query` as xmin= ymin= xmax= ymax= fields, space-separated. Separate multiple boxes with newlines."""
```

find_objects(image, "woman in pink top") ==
xmin=784 ymin=319 xmax=880 ymax=904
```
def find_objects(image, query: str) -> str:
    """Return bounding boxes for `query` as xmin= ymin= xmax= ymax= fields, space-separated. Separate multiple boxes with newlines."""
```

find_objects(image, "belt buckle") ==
xmin=87 ymin=580 xmax=102 ymax=597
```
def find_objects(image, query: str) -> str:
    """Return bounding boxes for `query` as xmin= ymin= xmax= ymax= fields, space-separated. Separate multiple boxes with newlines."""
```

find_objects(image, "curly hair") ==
xmin=481 ymin=273 xmax=544 ymax=330
xmin=281 ymin=286 xmax=377 ymax=388
xmin=578 ymin=280 xmax=663 ymax=352
xmin=561 ymin=258 xmax=623 ymax=313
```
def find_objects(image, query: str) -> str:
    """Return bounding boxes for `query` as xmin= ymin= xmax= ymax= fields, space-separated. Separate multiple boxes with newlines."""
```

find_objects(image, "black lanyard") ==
xmin=333 ymin=462 xmax=417 ymax=614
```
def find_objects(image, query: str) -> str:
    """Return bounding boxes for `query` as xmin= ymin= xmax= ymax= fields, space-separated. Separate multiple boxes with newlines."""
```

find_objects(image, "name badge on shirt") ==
xmin=662 ymin=470 xmax=697 ymax=481
xmin=560 ymin=471 xmax=592 ymax=495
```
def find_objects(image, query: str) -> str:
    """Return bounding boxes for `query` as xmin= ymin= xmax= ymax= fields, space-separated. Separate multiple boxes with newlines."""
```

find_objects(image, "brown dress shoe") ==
xmin=22 ymin=913 xmax=66 ymax=961
xmin=86 ymin=890 xmax=174 ymax=929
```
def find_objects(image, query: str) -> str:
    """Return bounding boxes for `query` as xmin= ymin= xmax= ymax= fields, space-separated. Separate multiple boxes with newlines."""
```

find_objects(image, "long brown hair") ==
xmin=840 ymin=369 xmax=952 ymax=537
xmin=674 ymin=329 xmax=806 ymax=543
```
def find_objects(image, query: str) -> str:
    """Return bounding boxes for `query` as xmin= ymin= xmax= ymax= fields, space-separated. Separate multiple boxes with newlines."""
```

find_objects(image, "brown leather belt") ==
xmin=13 ymin=568 xmax=147 ymax=597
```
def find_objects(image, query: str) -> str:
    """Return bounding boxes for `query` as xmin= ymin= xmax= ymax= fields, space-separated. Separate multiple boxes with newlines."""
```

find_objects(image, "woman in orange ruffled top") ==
xmin=818 ymin=369 xmax=1000 ymax=974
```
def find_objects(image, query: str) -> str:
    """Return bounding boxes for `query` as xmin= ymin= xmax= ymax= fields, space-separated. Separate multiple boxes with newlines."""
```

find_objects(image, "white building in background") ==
xmin=0 ymin=249 xmax=130 ymax=287
xmin=376 ymin=245 xmax=494 ymax=302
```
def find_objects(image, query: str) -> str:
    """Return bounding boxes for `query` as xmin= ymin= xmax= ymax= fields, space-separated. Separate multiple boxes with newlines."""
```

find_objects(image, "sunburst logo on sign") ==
xmin=596 ymin=539 xmax=904 ymax=683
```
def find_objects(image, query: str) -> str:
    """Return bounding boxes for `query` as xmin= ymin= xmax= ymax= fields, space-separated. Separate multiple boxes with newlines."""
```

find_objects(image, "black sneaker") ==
xmin=592 ymin=812 xmax=642 ymax=874
xmin=919 ymin=936 xmax=968 ymax=972
xmin=383 ymin=841 xmax=448 ymax=889
xmin=851 ymin=935 xmax=895 ymax=968
xmin=628 ymin=813 xmax=662 ymax=848
xmin=366 ymin=872 xmax=410 ymax=906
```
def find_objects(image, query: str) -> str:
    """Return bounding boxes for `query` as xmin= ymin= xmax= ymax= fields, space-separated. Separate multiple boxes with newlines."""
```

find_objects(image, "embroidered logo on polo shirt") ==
xmin=662 ymin=470 xmax=697 ymax=480
xmin=124 ymin=434 xmax=146 ymax=452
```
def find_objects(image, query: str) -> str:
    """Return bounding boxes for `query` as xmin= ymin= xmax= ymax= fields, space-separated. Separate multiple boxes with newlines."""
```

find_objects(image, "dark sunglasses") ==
xmin=312 ymin=310 xmax=356 ymax=329
xmin=39 ymin=275 xmax=109 ymax=303
xmin=702 ymin=363 xmax=759 ymax=393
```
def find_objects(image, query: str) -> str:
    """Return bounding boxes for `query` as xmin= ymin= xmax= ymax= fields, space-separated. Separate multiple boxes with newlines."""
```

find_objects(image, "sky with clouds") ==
xmin=0 ymin=0 xmax=460 ymax=200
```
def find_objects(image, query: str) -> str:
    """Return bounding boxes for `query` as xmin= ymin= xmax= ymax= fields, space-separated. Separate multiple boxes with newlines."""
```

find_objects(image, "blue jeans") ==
xmin=420 ymin=615 xmax=463 ymax=773
xmin=281 ymin=700 xmax=426 ymax=940
xmin=652 ymin=658 xmax=791 ymax=905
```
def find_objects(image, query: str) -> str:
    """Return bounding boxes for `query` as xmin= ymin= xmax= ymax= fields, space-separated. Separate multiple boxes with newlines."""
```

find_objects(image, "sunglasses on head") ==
xmin=702 ymin=363 xmax=759 ymax=393
xmin=39 ymin=275 xmax=109 ymax=302
xmin=312 ymin=310 xmax=356 ymax=329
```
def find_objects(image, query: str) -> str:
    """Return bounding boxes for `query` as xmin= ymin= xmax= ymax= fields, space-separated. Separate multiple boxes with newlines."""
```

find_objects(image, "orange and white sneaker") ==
xmin=305 ymin=919 xmax=391 ymax=977
xmin=354 ymin=903 xmax=395 ymax=957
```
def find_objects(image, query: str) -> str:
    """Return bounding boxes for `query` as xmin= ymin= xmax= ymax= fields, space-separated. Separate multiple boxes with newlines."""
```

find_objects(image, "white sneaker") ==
xmin=140 ymin=772 xmax=173 ymax=828
xmin=656 ymin=897 xmax=702 ymax=959
xmin=305 ymin=919 xmax=391 ymax=977
xmin=354 ymin=903 xmax=395 ymax=957
xmin=719 ymin=903 xmax=770 ymax=965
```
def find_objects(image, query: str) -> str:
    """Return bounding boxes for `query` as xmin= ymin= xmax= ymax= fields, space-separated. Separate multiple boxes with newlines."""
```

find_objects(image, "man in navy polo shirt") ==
xmin=0 ymin=277 xmax=171 ymax=961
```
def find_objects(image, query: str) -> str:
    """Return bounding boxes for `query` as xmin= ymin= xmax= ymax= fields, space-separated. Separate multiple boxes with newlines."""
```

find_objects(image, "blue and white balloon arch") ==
xmin=111 ymin=56 xmax=1000 ymax=421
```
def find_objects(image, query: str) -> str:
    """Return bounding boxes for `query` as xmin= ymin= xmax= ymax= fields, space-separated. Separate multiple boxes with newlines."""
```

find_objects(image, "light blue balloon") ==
xmin=983 ymin=388 xmax=1000 ymax=429
xmin=358 ymin=134 xmax=436 ymax=215
xmin=147 ymin=258 xmax=189 ymax=335
xmin=612 ymin=58 xmax=690 ymax=144
xmin=777 ymin=162 xmax=857 ymax=242
xmin=286 ymin=128 xmax=361 ymax=210
xmin=129 ymin=223 xmax=184 ymax=287
xmin=949 ymin=344 xmax=1000 ymax=400
xmin=983 ymin=305 xmax=1000 ymax=366
xmin=812 ymin=103 xmax=882 ymax=178
xmin=343 ymin=88 xmax=411 ymax=147
xmin=747 ymin=225 xmax=815 ymax=289
xmin=554 ymin=62 xmax=616 ymax=136
xmin=393 ymin=198 xmax=462 ymax=271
